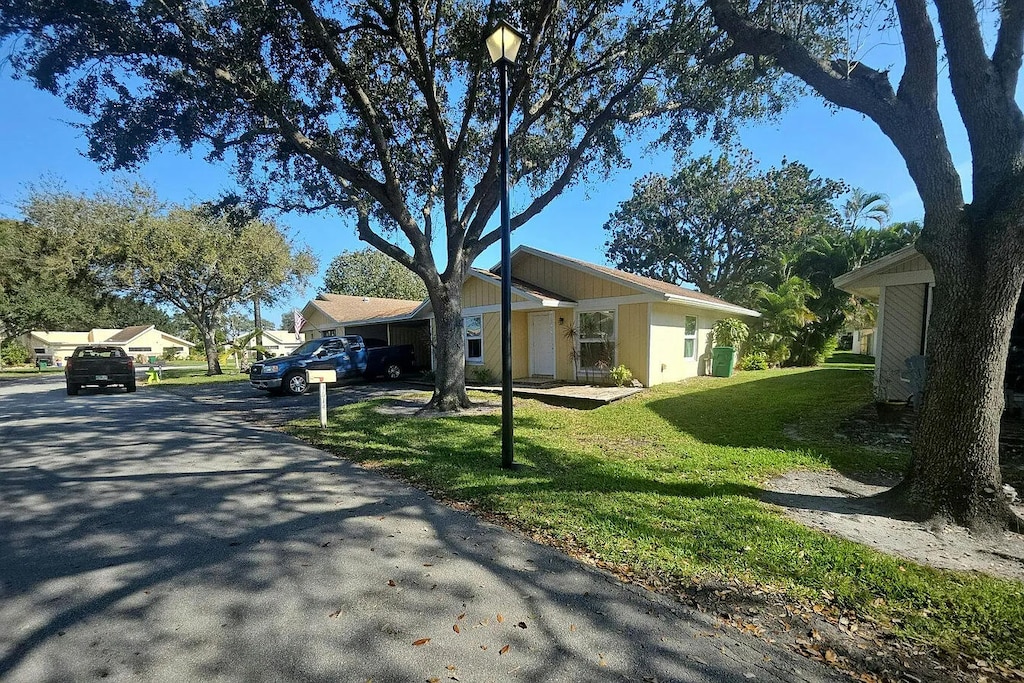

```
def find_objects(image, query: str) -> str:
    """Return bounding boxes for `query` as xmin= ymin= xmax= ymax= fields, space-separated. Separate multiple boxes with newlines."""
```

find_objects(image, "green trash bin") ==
xmin=148 ymin=355 xmax=158 ymax=364
xmin=37 ymin=359 xmax=49 ymax=369
xmin=711 ymin=346 xmax=736 ymax=378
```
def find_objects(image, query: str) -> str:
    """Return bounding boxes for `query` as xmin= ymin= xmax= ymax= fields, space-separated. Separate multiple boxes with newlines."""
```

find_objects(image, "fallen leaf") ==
xmin=824 ymin=650 xmax=838 ymax=664
xmin=328 ymin=610 xmax=342 ymax=619
xmin=427 ymin=678 xmax=439 ymax=683
xmin=423 ymin=563 xmax=433 ymax=567
xmin=480 ymin=645 xmax=488 ymax=651
xmin=457 ymin=613 xmax=466 ymax=620
xmin=499 ymin=645 xmax=510 ymax=655
xmin=453 ymin=624 xmax=461 ymax=634
xmin=569 ymin=623 xmax=577 ymax=632
xmin=388 ymin=580 xmax=397 ymax=587
xmin=413 ymin=638 xmax=431 ymax=647
xmin=517 ymin=621 xmax=527 ymax=629
xmin=496 ymin=613 xmax=505 ymax=623
xmin=446 ymin=666 xmax=456 ymax=672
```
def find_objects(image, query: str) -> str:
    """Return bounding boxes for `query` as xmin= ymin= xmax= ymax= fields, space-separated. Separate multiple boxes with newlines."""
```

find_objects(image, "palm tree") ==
xmin=843 ymin=188 xmax=892 ymax=232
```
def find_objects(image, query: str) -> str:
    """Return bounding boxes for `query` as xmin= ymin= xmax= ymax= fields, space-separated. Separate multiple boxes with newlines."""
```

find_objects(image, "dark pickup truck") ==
xmin=249 ymin=335 xmax=416 ymax=396
xmin=65 ymin=345 xmax=137 ymax=395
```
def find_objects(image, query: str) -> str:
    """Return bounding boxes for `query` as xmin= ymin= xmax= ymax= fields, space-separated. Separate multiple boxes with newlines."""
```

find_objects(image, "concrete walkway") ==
xmin=0 ymin=376 xmax=840 ymax=682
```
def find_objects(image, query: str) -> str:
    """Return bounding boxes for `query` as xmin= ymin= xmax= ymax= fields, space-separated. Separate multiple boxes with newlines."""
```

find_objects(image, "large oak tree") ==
xmin=708 ymin=0 xmax=1024 ymax=530
xmin=0 ymin=0 xmax=772 ymax=409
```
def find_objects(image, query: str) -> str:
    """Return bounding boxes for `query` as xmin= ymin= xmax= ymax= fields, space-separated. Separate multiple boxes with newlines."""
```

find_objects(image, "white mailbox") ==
xmin=306 ymin=369 xmax=337 ymax=384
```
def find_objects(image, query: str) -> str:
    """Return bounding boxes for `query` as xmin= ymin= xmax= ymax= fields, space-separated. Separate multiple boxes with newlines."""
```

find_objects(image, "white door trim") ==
xmin=529 ymin=311 xmax=556 ymax=377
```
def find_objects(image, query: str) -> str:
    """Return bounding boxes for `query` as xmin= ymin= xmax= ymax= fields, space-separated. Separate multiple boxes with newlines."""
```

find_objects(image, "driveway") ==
xmin=0 ymin=376 xmax=841 ymax=682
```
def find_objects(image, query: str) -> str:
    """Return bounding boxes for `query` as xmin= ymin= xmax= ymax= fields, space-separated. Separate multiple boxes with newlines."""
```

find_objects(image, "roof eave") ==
xmin=662 ymin=293 xmax=761 ymax=318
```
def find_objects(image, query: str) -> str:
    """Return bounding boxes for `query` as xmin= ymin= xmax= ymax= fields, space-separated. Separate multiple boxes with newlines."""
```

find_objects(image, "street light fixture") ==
xmin=486 ymin=19 xmax=526 ymax=470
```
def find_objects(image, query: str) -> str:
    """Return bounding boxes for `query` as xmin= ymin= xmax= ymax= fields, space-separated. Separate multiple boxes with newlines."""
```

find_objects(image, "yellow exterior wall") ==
xmin=616 ymin=303 xmax=649 ymax=386
xmin=462 ymin=275 xmax=528 ymax=308
xmin=648 ymin=303 xmax=721 ymax=385
xmin=514 ymin=253 xmax=635 ymax=300
xmin=512 ymin=311 xmax=529 ymax=378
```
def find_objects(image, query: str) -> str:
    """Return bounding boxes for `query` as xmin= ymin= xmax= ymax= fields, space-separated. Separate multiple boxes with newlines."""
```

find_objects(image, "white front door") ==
xmin=529 ymin=312 xmax=556 ymax=376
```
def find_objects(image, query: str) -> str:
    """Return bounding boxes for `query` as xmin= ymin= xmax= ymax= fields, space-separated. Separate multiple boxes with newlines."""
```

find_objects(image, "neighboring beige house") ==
xmin=22 ymin=325 xmax=194 ymax=364
xmin=297 ymin=293 xmax=431 ymax=367
xmin=835 ymin=245 xmax=934 ymax=400
xmin=231 ymin=329 xmax=303 ymax=358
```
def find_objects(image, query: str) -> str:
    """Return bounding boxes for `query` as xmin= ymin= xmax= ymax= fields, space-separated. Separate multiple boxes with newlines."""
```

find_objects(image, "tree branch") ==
xmin=993 ymin=0 xmax=1024 ymax=98
xmin=893 ymin=0 xmax=939 ymax=106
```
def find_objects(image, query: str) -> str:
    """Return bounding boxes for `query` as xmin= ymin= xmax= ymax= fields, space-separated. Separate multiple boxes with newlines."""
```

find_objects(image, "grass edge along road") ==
xmin=287 ymin=360 xmax=1024 ymax=669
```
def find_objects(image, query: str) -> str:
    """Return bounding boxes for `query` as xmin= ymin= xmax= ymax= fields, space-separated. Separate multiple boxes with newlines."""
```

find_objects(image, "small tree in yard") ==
xmin=708 ymin=1 xmax=1024 ymax=530
xmin=0 ymin=0 xmax=779 ymax=410
xmin=24 ymin=187 xmax=316 ymax=375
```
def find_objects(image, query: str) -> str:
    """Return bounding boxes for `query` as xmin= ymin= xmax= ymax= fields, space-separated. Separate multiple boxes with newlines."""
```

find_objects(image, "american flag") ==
xmin=293 ymin=309 xmax=306 ymax=340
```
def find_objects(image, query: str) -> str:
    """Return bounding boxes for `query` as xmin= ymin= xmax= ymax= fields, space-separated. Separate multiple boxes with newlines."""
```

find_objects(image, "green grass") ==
xmin=151 ymin=367 xmax=249 ymax=385
xmin=287 ymin=360 xmax=1024 ymax=664
xmin=0 ymin=366 xmax=64 ymax=378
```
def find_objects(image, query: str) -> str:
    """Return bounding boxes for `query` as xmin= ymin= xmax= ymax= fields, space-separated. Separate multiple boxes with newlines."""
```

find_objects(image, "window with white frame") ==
xmin=683 ymin=316 xmax=698 ymax=360
xmin=321 ymin=329 xmax=337 ymax=337
xmin=464 ymin=315 xmax=483 ymax=364
xmin=578 ymin=310 xmax=615 ymax=371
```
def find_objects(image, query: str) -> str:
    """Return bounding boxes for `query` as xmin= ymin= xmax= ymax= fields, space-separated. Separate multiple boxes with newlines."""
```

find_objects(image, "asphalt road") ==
xmin=0 ymin=375 xmax=842 ymax=682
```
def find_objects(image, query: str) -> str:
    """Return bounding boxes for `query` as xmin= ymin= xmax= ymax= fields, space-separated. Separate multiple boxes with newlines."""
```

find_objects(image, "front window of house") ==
xmin=683 ymin=316 xmax=698 ymax=360
xmin=579 ymin=310 xmax=615 ymax=371
xmin=464 ymin=315 xmax=483 ymax=364
xmin=321 ymin=329 xmax=337 ymax=337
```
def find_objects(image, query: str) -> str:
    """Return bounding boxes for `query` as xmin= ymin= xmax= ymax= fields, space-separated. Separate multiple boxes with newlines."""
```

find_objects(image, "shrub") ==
xmin=470 ymin=366 xmax=497 ymax=384
xmin=746 ymin=331 xmax=790 ymax=367
xmin=711 ymin=318 xmax=749 ymax=349
xmin=609 ymin=364 xmax=633 ymax=387
xmin=740 ymin=352 xmax=769 ymax=371
xmin=0 ymin=341 xmax=31 ymax=365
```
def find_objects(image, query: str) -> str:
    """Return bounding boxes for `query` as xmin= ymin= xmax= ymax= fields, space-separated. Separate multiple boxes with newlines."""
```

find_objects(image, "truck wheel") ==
xmin=126 ymin=381 xmax=137 ymax=393
xmin=66 ymin=382 xmax=79 ymax=396
xmin=385 ymin=363 xmax=402 ymax=380
xmin=284 ymin=371 xmax=309 ymax=396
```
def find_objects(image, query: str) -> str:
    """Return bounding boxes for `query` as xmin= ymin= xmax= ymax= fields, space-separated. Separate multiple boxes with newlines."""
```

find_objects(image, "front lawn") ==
xmin=152 ymin=368 xmax=249 ymax=385
xmin=287 ymin=363 xmax=1024 ymax=665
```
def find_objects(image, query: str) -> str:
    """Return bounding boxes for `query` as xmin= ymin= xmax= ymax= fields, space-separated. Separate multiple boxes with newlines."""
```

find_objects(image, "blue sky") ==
xmin=0 ymin=67 xmax=972 ymax=329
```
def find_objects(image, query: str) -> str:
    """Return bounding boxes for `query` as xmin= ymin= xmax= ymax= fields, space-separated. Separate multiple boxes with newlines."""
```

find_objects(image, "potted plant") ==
xmin=710 ymin=318 xmax=749 ymax=378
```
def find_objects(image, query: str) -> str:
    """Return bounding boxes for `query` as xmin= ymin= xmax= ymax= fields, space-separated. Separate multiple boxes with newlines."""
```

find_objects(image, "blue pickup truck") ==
xmin=249 ymin=335 xmax=416 ymax=396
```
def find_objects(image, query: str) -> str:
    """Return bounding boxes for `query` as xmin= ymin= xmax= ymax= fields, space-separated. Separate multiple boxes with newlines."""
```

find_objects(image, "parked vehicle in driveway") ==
xmin=248 ymin=335 xmax=416 ymax=396
xmin=65 ymin=345 xmax=136 ymax=395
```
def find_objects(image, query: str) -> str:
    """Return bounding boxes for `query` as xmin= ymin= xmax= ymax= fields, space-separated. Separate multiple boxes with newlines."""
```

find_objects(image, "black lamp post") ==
xmin=486 ymin=19 xmax=525 ymax=470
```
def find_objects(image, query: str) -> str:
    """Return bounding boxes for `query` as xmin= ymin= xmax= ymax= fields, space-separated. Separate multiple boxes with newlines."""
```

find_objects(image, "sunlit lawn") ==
xmin=287 ymin=359 xmax=1024 ymax=663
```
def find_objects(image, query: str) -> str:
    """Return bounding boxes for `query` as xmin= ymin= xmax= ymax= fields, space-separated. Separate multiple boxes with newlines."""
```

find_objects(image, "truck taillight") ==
xmin=65 ymin=359 xmax=72 ymax=370
xmin=127 ymin=358 xmax=134 ymax=368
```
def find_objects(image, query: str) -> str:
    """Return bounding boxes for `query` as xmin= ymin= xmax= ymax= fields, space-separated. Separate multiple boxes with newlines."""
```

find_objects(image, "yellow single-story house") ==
xmin=417 ymin=246 xmax=760 ymax=387
xmin=298 ymin=246 xmax=759 ymax=387
xmin=21 ymin=325 xmax=194 ymax=364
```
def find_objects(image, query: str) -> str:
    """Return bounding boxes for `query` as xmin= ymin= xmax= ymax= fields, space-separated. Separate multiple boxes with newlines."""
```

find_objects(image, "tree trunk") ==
xmin=201 ymin=326 xmax=222 ymax=376
xmin=253 ymin=298 xmax=264 ymax=361
xmin=428 ymin=281 xmax=470 ymax=411
xmin=889 ymin=219 xmax=1024 ymax=531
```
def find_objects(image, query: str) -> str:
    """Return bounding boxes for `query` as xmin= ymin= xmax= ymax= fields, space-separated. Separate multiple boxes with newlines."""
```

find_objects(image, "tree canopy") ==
xmin=323 ymin=248 xmax=427 ymax=301
xmin=23 ymin=187 xmax=316 ymax=374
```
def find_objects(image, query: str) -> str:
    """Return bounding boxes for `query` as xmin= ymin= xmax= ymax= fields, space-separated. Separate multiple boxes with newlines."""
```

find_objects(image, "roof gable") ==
xmin=103 ymin=325 xmax=154 ymax=343
xmin=501 ymin=246 xmax=759 ymax=316
xmin=307 ymin=294 xmax=424 ymax=325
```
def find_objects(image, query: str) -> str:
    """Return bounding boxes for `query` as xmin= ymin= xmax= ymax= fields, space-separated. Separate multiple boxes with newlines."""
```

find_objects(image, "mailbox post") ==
xmin=306 ymin=368 xmax=337 ymax=428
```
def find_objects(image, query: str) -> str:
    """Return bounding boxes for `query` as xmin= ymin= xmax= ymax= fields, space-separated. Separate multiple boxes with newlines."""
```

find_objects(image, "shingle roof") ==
xmin=312 ymin=294 xmax=424 ymax=324
xmin=103 ymin=325 xmax=153 ymax=343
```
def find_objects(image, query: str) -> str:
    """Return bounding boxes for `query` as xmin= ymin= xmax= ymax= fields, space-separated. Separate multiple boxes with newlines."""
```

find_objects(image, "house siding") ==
xmin=462 ymin=276 xmax=528 ymax=308
xmin=648 ymin=304 xmax=718 ymax=385
xmin=878 ymin=283 xmax=928 ymax=400
xmin=513 ymin=252 xmax=635 ymax=300
xmin=512 ymin=311 xmax=529 ymax=379
xmin=617 ymin=303 xmax=649 ymax=386
xmin=301 ymin=306 xmax=340 ymax=340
